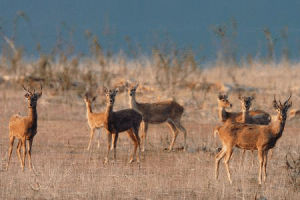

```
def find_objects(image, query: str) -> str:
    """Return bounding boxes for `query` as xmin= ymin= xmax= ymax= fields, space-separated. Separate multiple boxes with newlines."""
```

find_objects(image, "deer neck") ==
xmin=86 ymin=103 xmax=93 ymax=118
xmin=270 ymin=115 xmax=286 ymax=139
xmin=241 ymin=109 xmax=250 ymax=123
xmin=28 ymin=106 xmax=38 ymax=127
xmin=218 ymin=107 xmax=228 ymax=122
xmin=129 ymin=94 xmax=140 ymax=112
xmin=105 ymin=103 xmax=114 ymax=119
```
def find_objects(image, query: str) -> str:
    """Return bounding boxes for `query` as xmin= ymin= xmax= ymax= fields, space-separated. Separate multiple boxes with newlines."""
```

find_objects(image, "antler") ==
xmin=284 ymin=93 xmax=292 ymax=105
xmin=22 ymin=85 xmax=32 ymax=94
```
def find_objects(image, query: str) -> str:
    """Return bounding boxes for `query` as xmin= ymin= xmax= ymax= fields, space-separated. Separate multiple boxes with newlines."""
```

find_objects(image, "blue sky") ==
xmin=1 ymin=0 xmax=300 ymax=61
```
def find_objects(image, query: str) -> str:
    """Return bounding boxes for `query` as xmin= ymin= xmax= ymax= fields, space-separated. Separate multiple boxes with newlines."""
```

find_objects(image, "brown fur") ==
xmin=128 ymin=84 xmax=187 ymax=152
xmin=103 ymin=88 xmax=142 ymax=163
xmin=84 ymin=95 xmax=106 ymax=150
xmin=215 ymin=95 xmax=292 ymax=184
xmin=7 ymin=85 xmax=42 ymax=172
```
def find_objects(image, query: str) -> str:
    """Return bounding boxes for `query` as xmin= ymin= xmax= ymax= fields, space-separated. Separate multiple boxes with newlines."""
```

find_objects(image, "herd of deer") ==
xmin=5 ymin=83 xmax=292 ymax=185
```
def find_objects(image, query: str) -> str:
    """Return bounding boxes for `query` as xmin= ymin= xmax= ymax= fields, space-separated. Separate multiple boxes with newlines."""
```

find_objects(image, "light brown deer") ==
xmin=7 ymin=85 xmax=42 ymax=172
xmin=239 ymin=95 xmax=271 ymax=166
xmin=103 ymin=87 xmax=142 ymax=163
xmin=84 ymin=94 xmax=106 ymax=150
xmin=127 ymin=84 xmax=187 ymax=152
xmin=215 ymin=94 xmax=292 ymax=184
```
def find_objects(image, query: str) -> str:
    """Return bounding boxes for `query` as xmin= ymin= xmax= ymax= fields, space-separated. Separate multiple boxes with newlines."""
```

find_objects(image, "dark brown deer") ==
xmin=7 ymin=85 xmax=42 ymax=172
xmin=103 ymin=88 xmax=142 ymax=163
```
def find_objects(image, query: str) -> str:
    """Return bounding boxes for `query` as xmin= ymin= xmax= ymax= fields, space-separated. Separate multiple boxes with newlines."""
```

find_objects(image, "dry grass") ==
xmin=0 ymin=58 xmax=299 ymax=199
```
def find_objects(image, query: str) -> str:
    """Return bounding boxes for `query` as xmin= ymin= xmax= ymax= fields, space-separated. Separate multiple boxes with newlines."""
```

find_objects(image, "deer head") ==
xmin=218 ymin=93 xmax=232 ymax=108
xmin=23 ymin=85 xmax=42 ymax=108
xmin=128 ymin=83 xmax=139 ymax=97
xmin=104 ymin=87 xmax=119 ymax=105
xmin=273 ymin=94 xmax=292 ymax=121
xmin=239 ymin=95 xmax=255 ymax=111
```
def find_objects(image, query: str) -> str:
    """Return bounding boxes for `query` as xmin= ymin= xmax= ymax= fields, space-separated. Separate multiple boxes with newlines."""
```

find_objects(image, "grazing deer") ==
xmin=215 ymin=94 xmax=292 ymax=184
xmin=7 ymin=85 xmax=42 ymax=172
xmin=103 ymin=88 xmax=142 ymax=163
xmin=84 ymin=94 xmax=106 ymax=150
xmin=239 ymin=95 xmax=271 ymax=166
xmin=127 ymin=84 xmax=187 ymax=152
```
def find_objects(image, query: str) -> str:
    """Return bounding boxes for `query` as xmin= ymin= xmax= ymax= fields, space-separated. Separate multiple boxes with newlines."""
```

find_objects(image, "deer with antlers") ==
xmin=7 ymin=85 xmax=42 ymax=172
xmin=127 ymin=84 xmax=187 ymax=152
xmin=84 ymin=94 xmax=106 ymax=150
xmin=103 ymin=87 xmax=142 ymax=163
xmin=215 ymin=94 xmax=292 ymax=184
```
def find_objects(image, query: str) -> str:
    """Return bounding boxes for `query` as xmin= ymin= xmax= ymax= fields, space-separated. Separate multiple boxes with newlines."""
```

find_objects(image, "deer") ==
xmin=215 ymin=94 xmax=292 ymax=185
xmin=84 ymin=94 xmax=106 ymax=150
xmin=239 ymin=95 xmax=271 ymax=166
xmin=7 ymin=85 xmax=42 ymax=172
xmin=127 ymin=84 xmax=187 ymax=152
xmin=103 ymin=87 xmax=142 ymax=163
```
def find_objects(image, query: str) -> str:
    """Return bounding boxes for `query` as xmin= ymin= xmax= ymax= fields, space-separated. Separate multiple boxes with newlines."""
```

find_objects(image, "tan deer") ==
xmin=84 ymin=94 xmax=105 ymax=150
xmin=103 ymin=87 xmax=142 ymax=163
xmin=127 ymin=84 xmax=187 ymax=152
xmin=215 ymin=94 xmax=292 ymax=184
xmin=7 ymin=85 xmax=42 ymax=172
xmin=239 ymin=95 xmax=271 ymax=166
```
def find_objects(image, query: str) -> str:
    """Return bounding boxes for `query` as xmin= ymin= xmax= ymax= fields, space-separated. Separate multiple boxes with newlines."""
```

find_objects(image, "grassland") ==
xmin=0 ymin=57 xmax=299 ymax=199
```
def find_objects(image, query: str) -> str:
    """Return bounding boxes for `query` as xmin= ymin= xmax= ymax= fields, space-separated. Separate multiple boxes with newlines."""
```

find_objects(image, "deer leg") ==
xmin=224 ymin=148 xmax=233 ymax=184
xmin=133 ymin=126 xmax=141 ymax=163
xmin=87 ymin=128 xmax=95 ymax=150
xmin=104 ymin=133 xmax=112 ymax=164
xmin=167 ymin=120 xmax=178 ymax=152
xmin=16 ymin=140 xmax=22 ymax=168
xmin=27 ymin=139 xmax=33 ymax=171
xmin=6 ymin=136 xmax=15 ymax=170
xmin=174 ymin=120 xmax=187 ymax=150
xmin=251 ymin=150 xmax=255 ymax=167
xmin=215 ymin=148 xmax=226 ymax=180
xmin=127 ymin=129 xmax=138 ymax=163
xmin=258 ymin=150 xmax=264 ymax=185
xmin=111 ymin=134 xmax=119 ymax=162
xmin=97 ymin=128 xmax=101 ymax=149
xmin=21 ymin=138 xmax=26 ymax=171
xmin=240 ymin=149 xmax=246 ymax=167
xmin=141 ymin=121 xmax=148 ymax=152
xmin=263 ymin=150 xmax=269 ymax=182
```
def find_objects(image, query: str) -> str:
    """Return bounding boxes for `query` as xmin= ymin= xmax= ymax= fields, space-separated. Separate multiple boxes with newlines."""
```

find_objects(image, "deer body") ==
xmin=84 ymin=95 xmax=105 ymax=150
xmin=128 ymin=84 xmax=187 ymax=152
xmin=103 ymin=88 xmax=142 ymax=163
xmin=7 ymin=86 xmax=42 ymax=172
xmin=215 ymin=95 xmax=291 ymax=184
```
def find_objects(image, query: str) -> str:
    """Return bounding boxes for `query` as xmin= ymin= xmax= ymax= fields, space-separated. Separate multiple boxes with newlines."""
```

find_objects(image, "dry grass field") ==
xmin=0 ymin=59 xmax=299 ymax=199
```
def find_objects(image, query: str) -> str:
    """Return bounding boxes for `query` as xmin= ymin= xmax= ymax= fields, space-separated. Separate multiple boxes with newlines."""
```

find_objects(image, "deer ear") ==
xmin=238 ymin=94 xmax=242 ymax=100
xmin=114 ymin=88 xmax=119 ymax=94
xmin=24 ymin=93 xmax=30 ymax=98
xmin=218 ymin=93 xmax=223 ymax=99
xmin=103 ymin=87 xmax=108 ymax=94
xmin=134 ymin=83 xmax=139 ymax=90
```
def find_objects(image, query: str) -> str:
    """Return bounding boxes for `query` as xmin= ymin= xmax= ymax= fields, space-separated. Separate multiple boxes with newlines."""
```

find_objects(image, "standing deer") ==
xmin=239 ymin=95 xmax=271 ymax=166
xmin=84 ymin=94 xmax=105 ymax=150
xmin=127 ymin=84 xmax=187 ymax=152
xmin=215 ymin=94 xmax=292 ymax=184
xmin=7 ymin=85 xmax=42 ymax=172
xmin=103 ymin=87 xmax=142 ymax=163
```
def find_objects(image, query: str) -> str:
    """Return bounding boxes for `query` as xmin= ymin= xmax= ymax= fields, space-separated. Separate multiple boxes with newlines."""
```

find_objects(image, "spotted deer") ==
xmin=84 ymin=94 xmax=106 ymax=150
xmin=7 ymin=85 xmax=42 ymax=172
xmin=127 ymin=84 xmax=187 ymax=152
xmin=103 ymin=88 xmax=142 ymax=163
xmin=215 ymin=94 xmax=292 ymax=184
